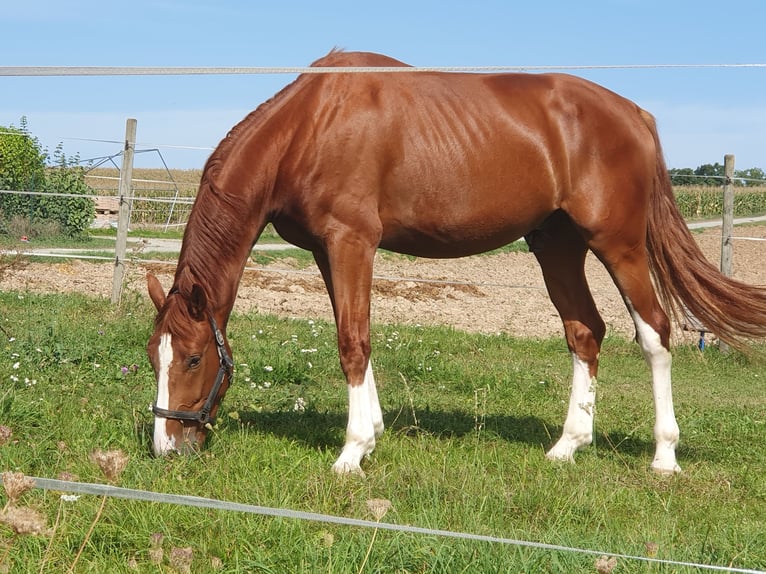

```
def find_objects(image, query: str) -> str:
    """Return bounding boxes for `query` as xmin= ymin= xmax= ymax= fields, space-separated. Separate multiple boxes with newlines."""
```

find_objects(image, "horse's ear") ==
xmin=188 ymin=284 xmax=208 ymax=321
xmin=146 ymin=273 xmax=166 ymax=312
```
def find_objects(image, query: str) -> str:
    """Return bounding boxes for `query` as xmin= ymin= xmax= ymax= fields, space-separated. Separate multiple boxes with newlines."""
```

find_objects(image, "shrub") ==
xmin=0 ymin=121 xmax=94 ymax=238
xmin=38 ymin=145 xmax=94 ymax=237
xmin=0 ymin=119 xmax=47 ymax=216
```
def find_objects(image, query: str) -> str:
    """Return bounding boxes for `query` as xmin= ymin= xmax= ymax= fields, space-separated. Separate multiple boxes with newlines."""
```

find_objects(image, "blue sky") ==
xmin=2 ymin=0 xmax=765 ymax=171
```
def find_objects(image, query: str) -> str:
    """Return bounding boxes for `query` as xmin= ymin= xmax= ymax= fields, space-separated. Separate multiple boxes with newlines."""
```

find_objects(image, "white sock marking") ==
xmin=365 ymin=361 xmax=385 ymax=438
xmin=547 ymin=353 xmax=596 ymax=461
xmin=629 ymin=305 xmax=681 ymax=474
xmin=332 ymin=361 xmax=381 ymax=474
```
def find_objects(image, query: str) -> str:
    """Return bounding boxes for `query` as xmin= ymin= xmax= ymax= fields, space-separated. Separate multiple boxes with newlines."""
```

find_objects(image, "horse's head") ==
xmin=145 ymin=273 xmax=233 ymax=456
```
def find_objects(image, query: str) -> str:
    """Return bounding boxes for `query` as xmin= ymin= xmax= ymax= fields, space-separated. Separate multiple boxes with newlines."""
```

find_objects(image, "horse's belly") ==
xmin=378 ymin=220 xmax=538 ymax=258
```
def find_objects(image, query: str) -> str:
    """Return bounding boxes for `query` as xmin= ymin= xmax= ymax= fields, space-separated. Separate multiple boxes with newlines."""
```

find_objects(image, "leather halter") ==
xmin=151 ymin=314 xmax=234 ymax=426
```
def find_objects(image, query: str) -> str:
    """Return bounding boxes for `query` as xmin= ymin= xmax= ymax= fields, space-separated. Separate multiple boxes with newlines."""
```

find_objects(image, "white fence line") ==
xmin=0 ymin=188 xmax=194 ymax=205
xmin=3 ymin=63 xmax=766 ymax=77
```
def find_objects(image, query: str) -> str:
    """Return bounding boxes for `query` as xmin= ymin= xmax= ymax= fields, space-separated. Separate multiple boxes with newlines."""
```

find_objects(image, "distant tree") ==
xmin=668 ymin=167 xmax=696 ymax=186
xmin=735 ymin=167 xmax=766 ymax=187
xmin=694 ymin=163 xmax=725 ymax=186
xmin=671 ymin=164 xmax=765 ymax=187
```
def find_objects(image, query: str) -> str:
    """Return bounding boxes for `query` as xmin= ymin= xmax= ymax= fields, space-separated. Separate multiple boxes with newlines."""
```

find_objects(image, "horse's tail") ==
xmin=641 ymin=109 xmax=766 ymax=349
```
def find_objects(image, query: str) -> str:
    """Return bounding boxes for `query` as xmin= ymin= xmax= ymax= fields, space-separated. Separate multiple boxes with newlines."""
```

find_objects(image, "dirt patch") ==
xmin=2 ymin=226 xmax=765 ymax=342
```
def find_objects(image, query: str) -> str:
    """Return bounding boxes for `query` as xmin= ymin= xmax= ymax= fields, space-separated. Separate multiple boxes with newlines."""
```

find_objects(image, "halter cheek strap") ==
xmin=151 ymin=314 xmax=234 ymax=426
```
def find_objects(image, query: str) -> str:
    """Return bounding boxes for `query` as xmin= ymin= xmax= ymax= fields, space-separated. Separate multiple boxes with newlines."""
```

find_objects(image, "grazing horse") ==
xmin=146 ymin=50 xmax=766 ymax=475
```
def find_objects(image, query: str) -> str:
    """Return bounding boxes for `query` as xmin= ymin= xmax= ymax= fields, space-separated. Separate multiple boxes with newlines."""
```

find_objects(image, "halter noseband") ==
xmin=151 ymin=314 xmax=234 ymax=426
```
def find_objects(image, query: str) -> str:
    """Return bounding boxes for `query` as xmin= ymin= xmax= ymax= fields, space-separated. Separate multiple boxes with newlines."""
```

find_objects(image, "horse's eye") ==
xmin=188 ymin=356 xmax=201 ymax=370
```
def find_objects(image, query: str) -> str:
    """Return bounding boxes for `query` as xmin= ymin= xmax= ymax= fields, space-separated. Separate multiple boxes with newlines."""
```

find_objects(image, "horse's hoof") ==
xmin=331 ymin=460 xmax=366 ymax=477
xmin=651 ymin=460 xmax=682 ymax=475
xmin=545 ymin=444 xmax=576 ymax=464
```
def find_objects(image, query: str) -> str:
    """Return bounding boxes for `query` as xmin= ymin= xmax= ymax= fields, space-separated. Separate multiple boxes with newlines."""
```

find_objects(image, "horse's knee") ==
xmin=337 ymin=335 xmax=371 ymax=383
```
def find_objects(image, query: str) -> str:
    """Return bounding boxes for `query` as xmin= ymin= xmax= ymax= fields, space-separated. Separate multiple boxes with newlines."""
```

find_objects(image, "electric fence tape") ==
xmin=3 ymin=475 xmax=763 ymax=574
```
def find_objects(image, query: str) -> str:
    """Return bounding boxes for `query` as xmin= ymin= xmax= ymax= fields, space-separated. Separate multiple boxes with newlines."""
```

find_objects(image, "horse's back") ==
xmin=272 ymin=52 xmax=658 ymax=256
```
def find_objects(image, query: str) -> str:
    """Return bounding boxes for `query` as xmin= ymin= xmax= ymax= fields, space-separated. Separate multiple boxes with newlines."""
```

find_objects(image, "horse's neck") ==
xmin=176 ymin=173 xmax=271 ymax=320
xmin=176 ymin=91 xmax=297 ymax=319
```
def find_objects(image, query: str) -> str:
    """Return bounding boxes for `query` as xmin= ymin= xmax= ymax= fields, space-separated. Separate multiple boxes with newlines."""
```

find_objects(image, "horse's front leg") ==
xmin=313 ymin=241 xmax=383 ymax=475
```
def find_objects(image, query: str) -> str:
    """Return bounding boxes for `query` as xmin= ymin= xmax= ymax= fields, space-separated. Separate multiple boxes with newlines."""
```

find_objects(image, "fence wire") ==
xmin=3 ymin=63 xmax=766 ymax=76
xmin=1 ymin=475 xmax=762 ymax=574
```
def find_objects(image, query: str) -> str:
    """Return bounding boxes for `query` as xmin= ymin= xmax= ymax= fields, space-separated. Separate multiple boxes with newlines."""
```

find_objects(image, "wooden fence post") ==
xmin=111 ymin=118 xmax=137 ymax=305
xmin=720 ymin=154 xmax=735 ymax=277
xmin=718 ymin=154 xmax=735 ymax=353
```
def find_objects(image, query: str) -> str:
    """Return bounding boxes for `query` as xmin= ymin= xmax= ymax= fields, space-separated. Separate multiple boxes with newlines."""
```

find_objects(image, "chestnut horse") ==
xmin=146 ymin=50 xmax=766 ymax=475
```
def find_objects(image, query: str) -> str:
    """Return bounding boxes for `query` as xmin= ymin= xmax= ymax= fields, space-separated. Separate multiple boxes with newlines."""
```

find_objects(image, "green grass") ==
xmin=0 ymin=291 xmax=765 ymax=572
xmin=0 ymin=235 xmax=118 ymax=251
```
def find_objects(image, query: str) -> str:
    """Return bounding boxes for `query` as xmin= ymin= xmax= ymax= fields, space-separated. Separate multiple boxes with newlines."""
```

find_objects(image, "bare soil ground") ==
xmin=2 ymin=225 xmax=765 ymax=343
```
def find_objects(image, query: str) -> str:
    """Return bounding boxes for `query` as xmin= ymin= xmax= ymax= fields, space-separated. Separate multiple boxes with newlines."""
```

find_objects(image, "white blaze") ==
xmin=153 ymin=333 xmax=177 ymax=455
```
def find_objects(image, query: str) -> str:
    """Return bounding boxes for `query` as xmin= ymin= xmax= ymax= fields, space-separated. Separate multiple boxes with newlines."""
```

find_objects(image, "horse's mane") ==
xmin=308 ymin=48 xmax=411 ymax=69
xmin=169 ymin=56 xmax=327 ymax=304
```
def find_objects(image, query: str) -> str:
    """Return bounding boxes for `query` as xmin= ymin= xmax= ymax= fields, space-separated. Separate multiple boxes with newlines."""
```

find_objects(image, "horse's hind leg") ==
xmin=590 ymin=239 xmax=681 ymax=474
xmin=313 ymin=243 xmax=384 ymax=475
xmin=527 ymin=214 xmax=606 ymax=462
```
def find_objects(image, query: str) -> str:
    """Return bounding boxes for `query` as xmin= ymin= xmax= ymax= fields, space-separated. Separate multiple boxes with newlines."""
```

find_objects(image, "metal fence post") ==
xmin=111 ymin=118 xmax=137 ymax=304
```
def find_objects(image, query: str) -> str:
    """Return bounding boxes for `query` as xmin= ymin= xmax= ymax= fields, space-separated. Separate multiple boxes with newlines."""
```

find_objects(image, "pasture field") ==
xmin=0 ymin=291 xmax=765 ymax=573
